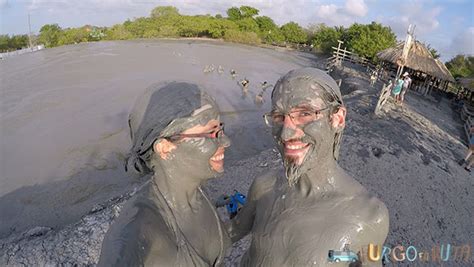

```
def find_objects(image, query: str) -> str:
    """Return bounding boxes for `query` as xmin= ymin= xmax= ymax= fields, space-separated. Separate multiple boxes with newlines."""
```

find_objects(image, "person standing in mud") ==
xmin=392 ymin=76 xmax=404 ymax=104
xmin=228 ymin=68 xmax=389 ymax=266
xmin=400 ymin=72 xmax=412 ymax=105
xmin=98 ymin=82 xmax=231 ymax=266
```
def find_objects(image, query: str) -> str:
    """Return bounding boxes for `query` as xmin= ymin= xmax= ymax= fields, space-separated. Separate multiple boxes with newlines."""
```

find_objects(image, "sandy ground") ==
xmin=0 ymin=40 xmax=473 ymax=266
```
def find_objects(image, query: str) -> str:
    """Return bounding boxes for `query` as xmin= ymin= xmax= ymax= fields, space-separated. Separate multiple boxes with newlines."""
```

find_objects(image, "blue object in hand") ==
xmin=222 ymin=190 xmax=247 ymax=219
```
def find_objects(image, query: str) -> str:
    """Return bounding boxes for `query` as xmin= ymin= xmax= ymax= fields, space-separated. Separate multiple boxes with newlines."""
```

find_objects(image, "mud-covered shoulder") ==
xmin=248 ymin=169 xmax=280 ymax=202
xmin=98 ymin=186 xmax=178 ymax=267
xmin=348 ymin=193 xmax=390 ymax=249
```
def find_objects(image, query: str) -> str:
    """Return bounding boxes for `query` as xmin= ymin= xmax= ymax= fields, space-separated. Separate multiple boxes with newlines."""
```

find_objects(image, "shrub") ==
xmin=223 ymin=30 xmax=261 ymax=45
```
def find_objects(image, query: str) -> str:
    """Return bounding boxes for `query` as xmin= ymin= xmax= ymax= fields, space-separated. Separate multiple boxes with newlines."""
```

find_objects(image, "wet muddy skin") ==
xmin=0 ymin=40 xmax=319 ymax=238
xmin=99 ymin=83 xmax=231 ymax=266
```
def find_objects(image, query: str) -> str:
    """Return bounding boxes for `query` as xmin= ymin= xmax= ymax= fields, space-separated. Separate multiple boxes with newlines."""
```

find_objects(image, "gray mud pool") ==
xmin=0 ymin=39 xmax=320 ymax=238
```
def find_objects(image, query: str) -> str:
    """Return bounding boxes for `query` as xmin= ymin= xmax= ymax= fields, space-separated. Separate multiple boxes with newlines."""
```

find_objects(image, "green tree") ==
xmin=223 ymin=29 xmax=261 ymax=45
xmin=425 ymin=44 xmax=441 ymax=59
xmin=0 ymin=34 xmax=29 ymax=52
xmin=207 ymin=19 xmax=238 ymax=38
xmin=239 ymin=6 xmax=259 ymax=18
xmin=151 ymin=6 xmax=179 ymax=18
xmin=255 ymin=16 xmax=284 ymax=44
xmin=227 ymin=7 xmax=242 ymax=21
xmin=105 ymin=24 xmax=134 ymax=40
xmin=310 ymin=24 xmax=344 ymax=54
xmin=343 ymin=22 xmax=396 ymax=60
xmin=58 ymin=27 xmax=89 ymax=45
xmin=89 ymin=27 xmax=106 ymax=41
xmin=280 ymin=22 xmax=307 ymax=44
xmin=9 ymin=34 xmax=29 ymax=50
xmin=124 ymin=17 xmax=156 ymax=38
xmin=226 ymin=6 xmax=259 ymax=21
xmin=38 ymin=24 xmax=63 ymax=47
xmin=446 ymin=55 xmax=474 ymax=78
xmin=236 ymin=18 xmax=259 ymax=33
xmin=0 ymin=35 xmax=9 ymax=52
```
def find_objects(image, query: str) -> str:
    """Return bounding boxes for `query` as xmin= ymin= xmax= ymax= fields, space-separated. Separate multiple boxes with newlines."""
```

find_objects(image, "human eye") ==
xmin=294 ymin=109 xmax=315 ymax=118
xmin=299 ymin=110 xmax=313 ymax=117
xmin=271 ymin=113 xmax=285 ymax=122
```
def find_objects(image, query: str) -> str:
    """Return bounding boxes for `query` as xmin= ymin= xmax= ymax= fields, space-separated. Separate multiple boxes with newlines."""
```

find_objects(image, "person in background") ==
xmin=400 ymin=72 xmax=412 ymax=105
xmin=392 ymin=76 xmax=404 ymax=104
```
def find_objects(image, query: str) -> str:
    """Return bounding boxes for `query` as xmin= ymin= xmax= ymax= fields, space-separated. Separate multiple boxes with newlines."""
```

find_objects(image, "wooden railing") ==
xmin=0 ymin=45 xmax=45 ymax=59
xmin=331 ymin=45 xmax=376 ymax=70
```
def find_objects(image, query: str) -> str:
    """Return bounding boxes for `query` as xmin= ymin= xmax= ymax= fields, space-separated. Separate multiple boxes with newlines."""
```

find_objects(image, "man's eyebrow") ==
xmin=292 ymin=104 xmax=319 ymax=110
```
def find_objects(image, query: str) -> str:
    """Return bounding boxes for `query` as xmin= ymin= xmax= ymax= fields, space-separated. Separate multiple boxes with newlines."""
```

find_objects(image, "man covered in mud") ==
xmin=229 ymin=68 xmax=389 ymax=266
xmin=99 ymin=82 xmax=231 ymax=266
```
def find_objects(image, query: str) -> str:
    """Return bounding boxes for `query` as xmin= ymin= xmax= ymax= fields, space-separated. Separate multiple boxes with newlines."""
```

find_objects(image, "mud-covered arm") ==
xmin=226 ymin=172 xmax=276 ymax=243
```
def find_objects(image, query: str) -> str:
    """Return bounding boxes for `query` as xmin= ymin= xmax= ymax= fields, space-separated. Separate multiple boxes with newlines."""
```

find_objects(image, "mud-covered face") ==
xmin=270 ymin=101 xmax=328 ymax=165
xmin=271 ymin=71 xmax=342 ymax=186
xmin=174 ymin=119 xmax=228 ymax=173
xmin=158 ymin=105 xmax=231 ymax=180
xmin=271 ymin=99 xmax=336 ymax=186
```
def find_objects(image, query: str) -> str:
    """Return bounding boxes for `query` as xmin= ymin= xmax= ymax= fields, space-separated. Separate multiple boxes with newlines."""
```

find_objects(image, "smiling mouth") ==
xmin=209 ymin=148 xmax=225 ymax=172
xmin=210 ymin=153 xmax=224 ymax=161
xmin=283 ymin=141 xmax=310 ymax=164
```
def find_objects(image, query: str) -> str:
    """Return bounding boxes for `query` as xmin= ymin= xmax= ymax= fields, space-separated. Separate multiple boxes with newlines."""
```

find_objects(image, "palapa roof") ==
xmin=377 ymin=40 xmax=455 ymax=82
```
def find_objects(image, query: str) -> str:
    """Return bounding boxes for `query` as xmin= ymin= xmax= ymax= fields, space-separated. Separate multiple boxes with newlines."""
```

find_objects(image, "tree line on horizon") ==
xmin=1 ymin=5 xmax=472 ymax=79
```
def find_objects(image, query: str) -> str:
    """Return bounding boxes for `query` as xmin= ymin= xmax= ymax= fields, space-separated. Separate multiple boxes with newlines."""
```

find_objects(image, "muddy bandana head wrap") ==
xmin=125 ymin=81 xmax=225 ymax=175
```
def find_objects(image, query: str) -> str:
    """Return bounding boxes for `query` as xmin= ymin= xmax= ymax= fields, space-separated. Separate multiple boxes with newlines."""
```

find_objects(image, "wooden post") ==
xmin=421 ymin=76 xmax=428 ymax=95
xmin=426 ymin=77 xmax=434 ymax=96
xmin=28 ymin=13 xmax=33 ymax=48
xmin=374 ymin=81 xmax=393 ymax=116
xmin=336 ymin=40 xmax=343 ymax=64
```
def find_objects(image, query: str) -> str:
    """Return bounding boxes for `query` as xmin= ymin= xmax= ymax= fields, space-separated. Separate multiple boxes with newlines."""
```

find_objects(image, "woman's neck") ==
xmin=152 ymin=163 xmax=205 ymax=213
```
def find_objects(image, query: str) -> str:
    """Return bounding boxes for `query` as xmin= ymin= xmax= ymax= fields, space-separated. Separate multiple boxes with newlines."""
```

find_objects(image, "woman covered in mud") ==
xmin=98 ymin=82 xmax=231 ymax=266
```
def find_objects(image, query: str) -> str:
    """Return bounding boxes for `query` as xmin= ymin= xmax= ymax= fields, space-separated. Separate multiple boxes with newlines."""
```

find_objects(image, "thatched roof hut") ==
xmin=376 ymin=40 xmax=455 ymax=82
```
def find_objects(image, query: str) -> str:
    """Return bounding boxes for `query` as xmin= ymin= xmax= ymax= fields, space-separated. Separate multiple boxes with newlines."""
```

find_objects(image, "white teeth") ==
xmin=211 ymin=154 xmax=224 ymax=161
xmin=286 ymin=144 xmax=307 ymax=150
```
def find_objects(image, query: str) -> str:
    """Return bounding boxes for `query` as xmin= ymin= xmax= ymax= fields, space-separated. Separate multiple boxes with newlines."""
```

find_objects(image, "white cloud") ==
xmin=379 ymin=3 xmax=442 ymax=38
xmin=313 ymin=0 xmax=369 ymax=27
xmin=15 ymin=0 xmax=371 ymax=29
xmin=317 ymin=4 xmax=338 ymax=18
xmin=345 ymin=0 xmax=368 ymax=17
xmin=449 ymin=27 xmax=474 ymax=56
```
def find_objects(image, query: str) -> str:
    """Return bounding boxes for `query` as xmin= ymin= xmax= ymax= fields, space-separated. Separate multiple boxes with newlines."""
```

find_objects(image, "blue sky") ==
xmin=1 ymin=0 xmax=472 ymax=62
